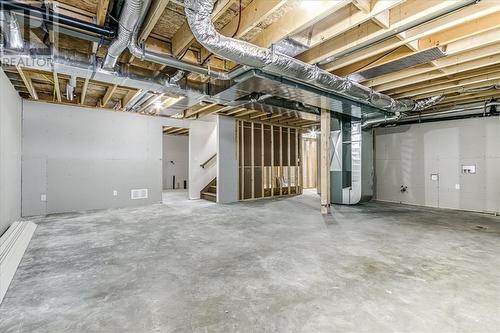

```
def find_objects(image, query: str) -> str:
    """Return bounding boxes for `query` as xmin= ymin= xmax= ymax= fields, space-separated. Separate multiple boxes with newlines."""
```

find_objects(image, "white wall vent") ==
xmin=130 ymin=189 xmax=148 ymax=200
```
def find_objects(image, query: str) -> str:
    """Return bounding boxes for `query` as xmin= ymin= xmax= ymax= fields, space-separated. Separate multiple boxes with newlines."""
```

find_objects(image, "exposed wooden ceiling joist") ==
xmin=320 ymin=0 xmax=500 ymax=72
xmin=251 ymin=0 xmax=353 ymax=48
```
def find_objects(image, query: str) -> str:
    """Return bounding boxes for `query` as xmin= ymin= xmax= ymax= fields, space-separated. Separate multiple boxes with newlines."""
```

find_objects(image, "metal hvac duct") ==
xmin=0 ymin=0 xmax=116 ymax=38
xmin=0 ymin=11 xmax=23 ymax=50
xmin=102 ymin=0 xmax=142 ymax=69
xmin=104 ymin=0 xmax=236 ymax=79
xmin=1 ymin=50 xmax=207 ymax=115
xmin=362 ymin=101 xmax=500 ymax=128
xmin=183 ymin=0 xmax=443 ymax=113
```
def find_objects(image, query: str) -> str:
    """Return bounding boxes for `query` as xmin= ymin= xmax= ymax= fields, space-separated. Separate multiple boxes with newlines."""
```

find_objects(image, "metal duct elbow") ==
xmin=169 ymin=70 xmax=185 ymax=84
xmin=0 ymin=11 xmax=24 ymax=50
xmin=184 ymin=0 xmax=442 ymax=113
xmin=102 ymin=0 xmax=144 ymax=69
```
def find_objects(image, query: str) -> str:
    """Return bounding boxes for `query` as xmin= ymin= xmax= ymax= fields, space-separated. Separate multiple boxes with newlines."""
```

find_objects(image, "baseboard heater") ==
xmin=0 ymin=221 xmax=37 ymax=304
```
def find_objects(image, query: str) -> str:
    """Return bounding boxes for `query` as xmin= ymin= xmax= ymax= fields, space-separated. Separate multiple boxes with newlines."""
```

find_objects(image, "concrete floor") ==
xmin=1 ymin=190 xmax=499 ymax=332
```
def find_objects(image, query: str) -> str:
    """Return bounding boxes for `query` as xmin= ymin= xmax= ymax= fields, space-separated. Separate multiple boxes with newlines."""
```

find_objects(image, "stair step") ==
xmin=201 ymin=192 xmax=216 ymax=202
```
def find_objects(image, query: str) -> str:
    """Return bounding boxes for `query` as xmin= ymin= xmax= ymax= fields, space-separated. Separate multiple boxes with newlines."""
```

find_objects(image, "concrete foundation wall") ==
xmin=189 ymin=118 xmax=217 ymax=200
xmin=162 ymin=134 xmax=189 ymax=190
xmin=0 ymin=69 xmax=22 ymax=235
xmin=22 ymin=101 xmax=190 ymax=216
xmin=217 ymin=116 xmax=238 ymax=204
xmin=374 ymin=117 xmax=500 ymax=213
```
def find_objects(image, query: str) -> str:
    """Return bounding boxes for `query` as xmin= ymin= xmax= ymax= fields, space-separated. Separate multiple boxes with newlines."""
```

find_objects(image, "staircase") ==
xmin=201 ymin=178 xmax=217 ymax=202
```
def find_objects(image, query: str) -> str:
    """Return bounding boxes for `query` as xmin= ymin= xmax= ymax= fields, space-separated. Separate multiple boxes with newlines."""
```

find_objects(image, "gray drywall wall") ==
xmin=162 ymin=134 xmax=189 ymax=190
xmin=217 ymin=116 xmax=238 ymax=204
xmin=189 ymin=118 xmax=217 ymax=200
xmin=22 ymin=101 xmax=190 ymax=216
xmin=374 ymin=117 xmax=500 ymax=213
xmin=0 ymin=69 xmax=22 ymax=235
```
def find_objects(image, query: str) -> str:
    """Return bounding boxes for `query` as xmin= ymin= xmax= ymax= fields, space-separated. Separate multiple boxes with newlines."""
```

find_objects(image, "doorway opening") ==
xmin=302 ymin=130 xmax=318 ymax=191
xmin=162 ymin=126 xmax=189 ymax=203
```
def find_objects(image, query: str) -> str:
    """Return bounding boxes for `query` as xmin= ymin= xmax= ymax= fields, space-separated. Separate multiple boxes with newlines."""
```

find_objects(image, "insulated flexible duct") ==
xmin=183 ymin=0 xmax=443 ymax=113
xmin=104 ymin=0 xmax=235 ymax=79
xmin=102 ymin=0 xmax=143 ymax=69
xmin=0 ymin=11 xmax=24 ymax=50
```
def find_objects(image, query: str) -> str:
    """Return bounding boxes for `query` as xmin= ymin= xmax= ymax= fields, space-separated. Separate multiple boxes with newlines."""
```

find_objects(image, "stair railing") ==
xmin=200 ymin=153 xmax=217 ymax=168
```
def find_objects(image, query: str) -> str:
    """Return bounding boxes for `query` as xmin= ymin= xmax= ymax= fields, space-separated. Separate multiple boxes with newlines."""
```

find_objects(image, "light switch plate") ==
xmin=40 ymin=194 xmax=47 ymax=202
xmin=430 ymin=174 xmax=439 ymax=181
xmin=455 ymin=184 xmax=461 ymax=190
xmin=113 ymin=190 xmax=118 ymax=196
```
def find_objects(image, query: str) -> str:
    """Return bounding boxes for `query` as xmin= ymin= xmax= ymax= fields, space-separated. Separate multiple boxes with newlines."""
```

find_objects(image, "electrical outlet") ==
xmin=455 ymin=184 xmax=461 ymax=190
xmin=40 ymin=194 xmax=47 ymax=202
xmin=113 ymin=190 xmax=118 ymax=196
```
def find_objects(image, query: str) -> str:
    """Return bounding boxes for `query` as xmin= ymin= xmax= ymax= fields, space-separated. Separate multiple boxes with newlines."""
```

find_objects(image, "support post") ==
xmin=320 ymin=109 xmax=331 ymax=215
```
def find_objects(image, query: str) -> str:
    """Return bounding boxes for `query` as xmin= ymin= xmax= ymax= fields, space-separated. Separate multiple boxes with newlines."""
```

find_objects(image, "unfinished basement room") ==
xmin=1 ymin=0 xmax=500 ymax=331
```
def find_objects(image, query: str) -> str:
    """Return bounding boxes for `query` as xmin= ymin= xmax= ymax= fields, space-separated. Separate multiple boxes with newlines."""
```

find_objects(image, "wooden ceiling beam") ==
xmin=402 ymin=78 xmax=500 ymax=100
xmin=101 ymin=84 xmax=118 ymax=107
xmin=171 ymin=0 xmax=237 ymax=57
xmin=386 ymin=65 xmax=500 ymax=96
xmin=302 ymin=0 xmax=500 ymax=70
xmin=80 ymin=78 xmax=90 ymax=105
xmin=121 ymin=89 xmax=141 ymax=110
xmin=197 ymin=105 xmax=225 ymax=118
xmin=251 ymin=0 xmax=353 ymax=48
xmin=167 ymin=127 xmax=188 ymax=134
xmin=367 ymin=38 xmax=500 ymax=89
xmin=185 ymin=103 xmax=220 ymax=118
xmin=16 ymin=67 xmax=38 ymax=100
xmin=139 ymin=0 xmax=171 ymax=43
xmin=345 ymin=10 xmax=500 ymax=78
xmin=352 ymin=0 xmax=371 ymax=14
xmin=326 ymin=1 xmax=500 ymax=72
xmin=226 ymin=107 xmax=247 ymax=116
xmin=52 ymin=70 xmax=62 ymax=102
xmin=435 ymin=91 xmax=500 ymax=107
xmin=220 ymin=0 xmax=286 ymax=39
xmin=92 ymin=0 xmax=111 ymax=54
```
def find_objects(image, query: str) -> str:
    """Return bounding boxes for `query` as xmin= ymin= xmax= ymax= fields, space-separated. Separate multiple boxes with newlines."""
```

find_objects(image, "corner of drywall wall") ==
xmin=216 ymin=115 xmax=239 ymax=203
xmin=0 ymin=68 xmax=23 ymax=235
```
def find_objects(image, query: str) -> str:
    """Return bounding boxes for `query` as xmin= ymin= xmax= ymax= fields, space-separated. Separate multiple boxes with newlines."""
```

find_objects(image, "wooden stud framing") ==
xmin=236 ymin=119 xmax=240 ymax=199
xmin=295 ymin=128 xmax=299 ymax=194
xmin=251 ymin=122 xmax=255 ymax=199
xmin=279 ymin=126 xmax=282 ymax=196
xmin=241 ymin=120 xmax=245 ymax=200
xmin=320 ymin=109 xmax=331 ymax=215
xmin=287 ymin=127 xmax=291 ymax=195
xmin=270 ymin=124 xmax=274 ymax=198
